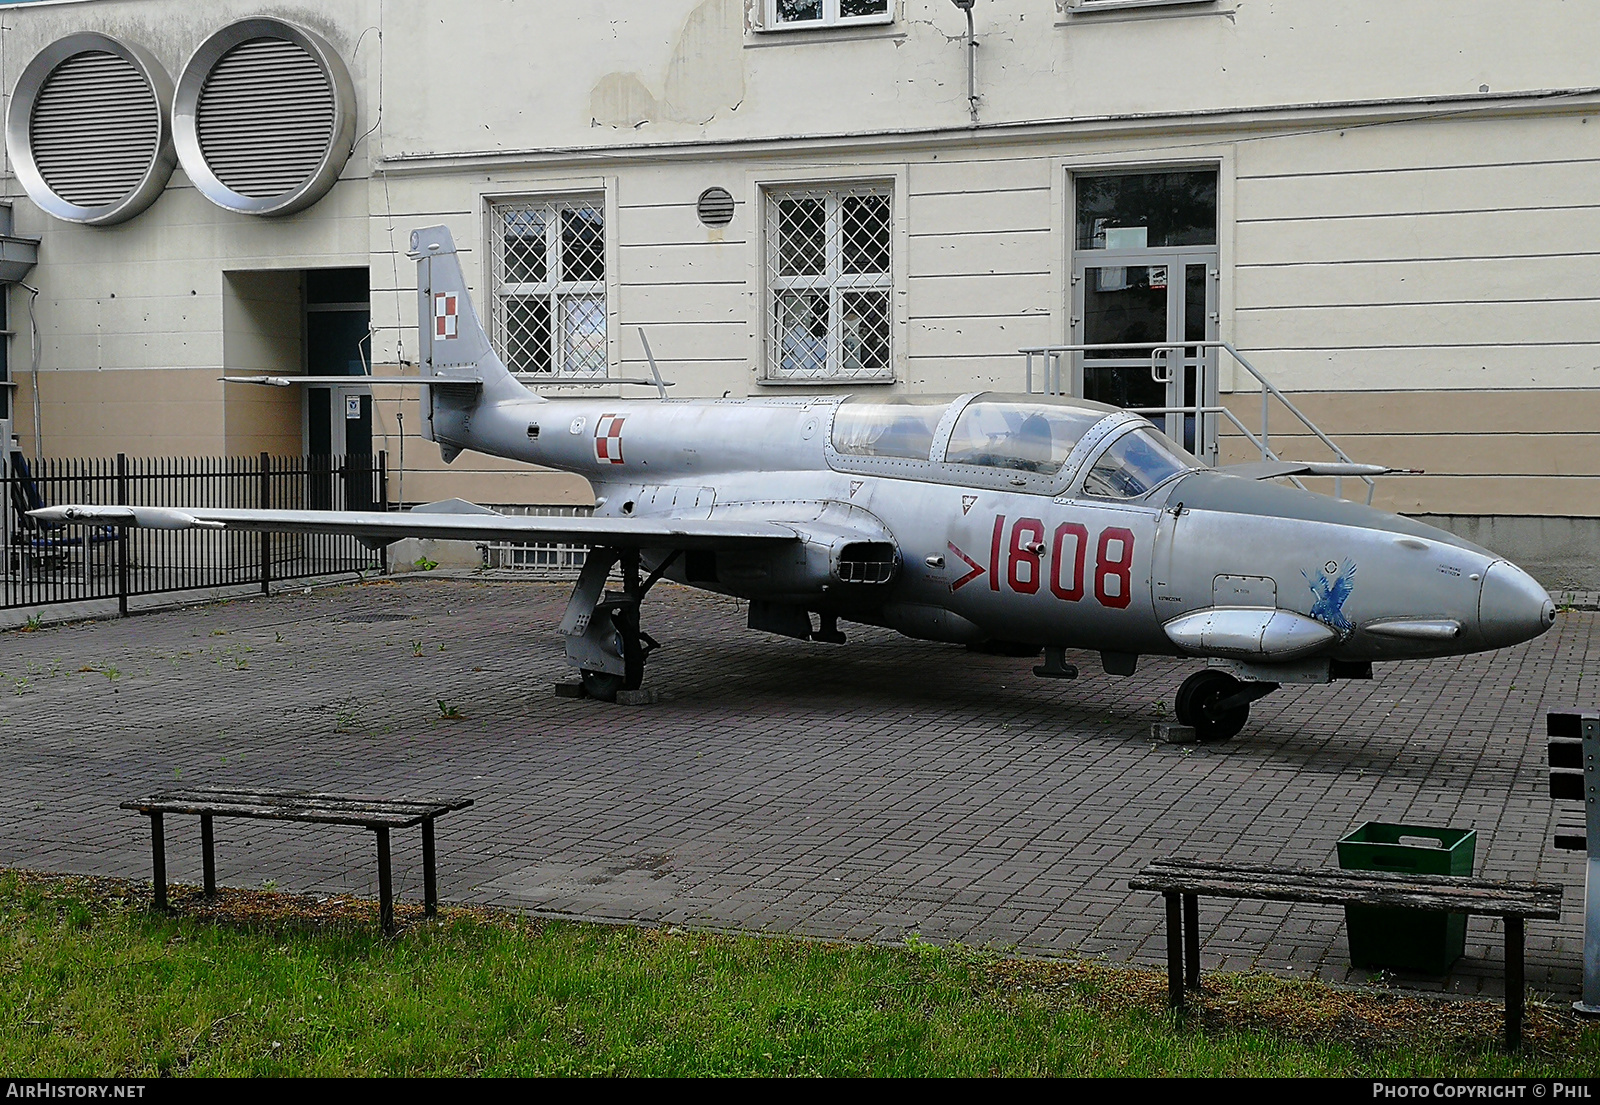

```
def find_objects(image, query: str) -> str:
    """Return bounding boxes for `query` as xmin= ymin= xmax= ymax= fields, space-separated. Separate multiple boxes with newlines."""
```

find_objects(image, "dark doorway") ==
xmin=305 ymin=268 xmax=373 ymax=510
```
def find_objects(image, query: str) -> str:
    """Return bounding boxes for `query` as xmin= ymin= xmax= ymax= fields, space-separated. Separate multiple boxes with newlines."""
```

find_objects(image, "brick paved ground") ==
xmin=0 ymin=576 xmax=1594 ymax=998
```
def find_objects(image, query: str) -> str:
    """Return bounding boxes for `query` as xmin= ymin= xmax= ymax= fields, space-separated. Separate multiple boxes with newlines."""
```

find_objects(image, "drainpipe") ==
xmin=20 ymin=282 xmax=40 ymax=468
xmin=396 ymin=409 xmax=404 ymax=510
xmin=951 ymin=0 xmax=979 ymax=126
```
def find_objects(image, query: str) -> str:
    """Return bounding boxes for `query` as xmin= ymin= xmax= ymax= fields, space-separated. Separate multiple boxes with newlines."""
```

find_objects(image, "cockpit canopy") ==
xmin=1082 ymin=426 xmax=1199 ymax=498
xmin=830 ymin=395 xmax=953 ymax=461
xmin=830 ymin=391 xmax=1201 ymax=495
xmin=943 ymin=396 xmax=1106 ymax=475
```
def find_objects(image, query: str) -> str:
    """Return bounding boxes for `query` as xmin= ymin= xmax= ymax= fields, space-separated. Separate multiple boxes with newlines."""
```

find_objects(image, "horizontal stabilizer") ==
xmin=221 ymin=375 xmax=479 ymax=387
xmin=1216 ymin=460 xmax=1415 ymax=480
xmin=513 ymin=376 xmax=675 ymax=388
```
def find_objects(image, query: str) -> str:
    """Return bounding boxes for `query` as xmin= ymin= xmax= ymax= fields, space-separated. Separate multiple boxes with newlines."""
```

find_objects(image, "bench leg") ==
xmin=1183 ymin=892 xmax=1201 ymax=990
xmin=1165 ymin=891 xmax=1184 ymax=1007
xmin=201 ymin=814 xmax=216 ymax=898
xmin=1506 ymin=915 xmax=1525 ymax=1051
xmin=149 ymin=812 xmax=167 ymax=913
xmin=375 ymin=826 xmax=394 ymax=937
xmin=422 ymin=817 xmax=437 ymax=918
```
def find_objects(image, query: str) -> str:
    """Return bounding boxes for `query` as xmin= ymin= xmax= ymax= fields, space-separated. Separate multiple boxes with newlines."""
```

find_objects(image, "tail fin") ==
xmin=409 ymin=226 xmax=536 ymax=453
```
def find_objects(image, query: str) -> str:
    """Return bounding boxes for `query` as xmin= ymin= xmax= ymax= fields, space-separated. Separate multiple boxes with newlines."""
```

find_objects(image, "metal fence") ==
xmin=3 ymin=452 xmax=387 ymax=613
xmin=477 ymin=504 xmax=590 ymax=578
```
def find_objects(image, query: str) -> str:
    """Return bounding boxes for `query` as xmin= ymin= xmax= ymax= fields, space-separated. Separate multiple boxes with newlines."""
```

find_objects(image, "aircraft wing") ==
xmin=28 ymin=502 xmax=799 ymax=551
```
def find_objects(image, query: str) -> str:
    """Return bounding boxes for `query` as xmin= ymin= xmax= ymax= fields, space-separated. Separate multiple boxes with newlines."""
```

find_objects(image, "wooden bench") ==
xmin=122 ymin=787 xmax=475 ymax=936
xmin=1130 ymin=858 xmax=1564 ymax=1049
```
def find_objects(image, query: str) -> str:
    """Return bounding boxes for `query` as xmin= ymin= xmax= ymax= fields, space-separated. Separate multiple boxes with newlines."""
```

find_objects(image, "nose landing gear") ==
xmin=1174 ymin=670 xmax=1280 ymax=743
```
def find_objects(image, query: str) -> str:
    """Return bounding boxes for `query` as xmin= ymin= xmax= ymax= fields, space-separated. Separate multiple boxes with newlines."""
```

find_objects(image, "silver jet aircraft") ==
xmin=34 ymin=226 xmax=1557 ymax=741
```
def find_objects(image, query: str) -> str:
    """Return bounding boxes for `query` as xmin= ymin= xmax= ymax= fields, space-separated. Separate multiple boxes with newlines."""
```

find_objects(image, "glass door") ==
xmin=1071 ymin=170 xmax=1219 ymax=461
xmin=1072 ymin=249 xmax=1215 ymax=457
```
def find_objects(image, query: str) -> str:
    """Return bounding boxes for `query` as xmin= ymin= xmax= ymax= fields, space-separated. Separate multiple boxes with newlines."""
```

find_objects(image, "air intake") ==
xmin=697 ymin=187 xmax=735 ymax=227
xmin=35 ymin=52 xmax=156 ymax=205
xmin=836 ymin=541 xmax=898 ymax=585
xmin=4 ymin=33 xmax=175 ymax=225
xmin=175 ymin=19 xmax=355 ymax=217
xmin=198 ymin=38 xmax=334 ymax=198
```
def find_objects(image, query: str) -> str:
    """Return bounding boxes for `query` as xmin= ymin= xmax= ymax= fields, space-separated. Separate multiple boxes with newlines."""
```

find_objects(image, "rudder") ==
xmin=409 ymin=225 xmax=535 ymax=452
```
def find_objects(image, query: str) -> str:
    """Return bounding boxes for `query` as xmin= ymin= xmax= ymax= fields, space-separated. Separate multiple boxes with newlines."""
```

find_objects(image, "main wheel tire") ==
xmin=580 ymin=670 xmax=625 ymax=702
xmin=1174 ymin=670 xmax=1250 ymax=743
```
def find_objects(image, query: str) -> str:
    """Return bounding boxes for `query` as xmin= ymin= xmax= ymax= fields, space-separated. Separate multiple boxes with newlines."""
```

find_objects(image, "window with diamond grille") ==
xmin=765 ymin=184 xmax=893 ymax=382
xmin=488 ymin=197 xmax=607 ymax=378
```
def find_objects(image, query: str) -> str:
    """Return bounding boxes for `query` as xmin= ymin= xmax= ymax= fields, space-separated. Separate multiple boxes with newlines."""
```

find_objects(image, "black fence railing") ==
xmin=3 ymin=452 xmax=387 ymax=613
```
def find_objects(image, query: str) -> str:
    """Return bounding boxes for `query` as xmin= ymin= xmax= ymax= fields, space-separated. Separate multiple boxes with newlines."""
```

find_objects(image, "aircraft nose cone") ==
xmin=1478 ymin=560 xmax=1557 ymax=649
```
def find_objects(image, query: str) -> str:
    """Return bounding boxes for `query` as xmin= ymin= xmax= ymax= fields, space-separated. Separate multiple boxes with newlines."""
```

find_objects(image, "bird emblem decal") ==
xmin=1304 ymin=559 xmax=1357 ymax=633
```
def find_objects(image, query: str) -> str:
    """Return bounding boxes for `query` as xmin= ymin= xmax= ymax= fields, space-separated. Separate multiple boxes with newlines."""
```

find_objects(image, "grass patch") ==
xmin=0 ymin=870 xmax=1596 ymax=1077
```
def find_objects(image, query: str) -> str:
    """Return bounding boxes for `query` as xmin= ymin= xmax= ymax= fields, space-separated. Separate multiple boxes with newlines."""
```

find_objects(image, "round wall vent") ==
xmin=697 ymin=187 xmax=735 ymax=227
xmin=174 ymin=19 xmax=355 ymax=217
xmin=3 ymin=33 xmax=175 ymax=225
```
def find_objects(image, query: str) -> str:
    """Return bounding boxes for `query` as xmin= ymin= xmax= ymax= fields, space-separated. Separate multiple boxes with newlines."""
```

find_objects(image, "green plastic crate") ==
xmin=1336 ymin=822 xmax=1477 ymax=975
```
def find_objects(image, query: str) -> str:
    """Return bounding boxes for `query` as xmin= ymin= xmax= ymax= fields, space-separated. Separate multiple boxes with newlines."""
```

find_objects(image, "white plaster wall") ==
xmin=373 ymin=1 xmax=1600 ymax=157
xmin=1232 ymin=111 xmax=1600 ymax=392
xmin=1 ymin=0 xmax=1596 ymax=517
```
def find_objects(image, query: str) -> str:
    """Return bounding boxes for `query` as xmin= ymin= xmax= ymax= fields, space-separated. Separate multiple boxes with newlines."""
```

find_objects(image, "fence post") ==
xmin=116 ymin=453 xmax=129 ymax=618
xmin=377 ymin=450 xmax=389 ymax=576
xmin=1576 ymin=715 xmax=1600 ymax=1018
xmin=259 ymin=452 xmax=270 ymax=596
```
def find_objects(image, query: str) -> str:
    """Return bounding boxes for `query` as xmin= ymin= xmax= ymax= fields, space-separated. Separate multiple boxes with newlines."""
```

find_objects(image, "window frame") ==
xmin=760 ymin=0 xmax=894 ymax=33
xmin=1064 ymin=0 xmax=1218 ymax=15
xmin=485 ymin=193 xmax=610 ymax=380
xmin=761 ymin=180 xmax=897 ymax=385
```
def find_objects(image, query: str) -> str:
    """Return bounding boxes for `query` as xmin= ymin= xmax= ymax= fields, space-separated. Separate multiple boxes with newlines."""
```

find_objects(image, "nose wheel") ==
xmin=580 ymin=669 xmax=627 ymax=702
xmin=1175 ymin=670 xmax=1279 ymax=743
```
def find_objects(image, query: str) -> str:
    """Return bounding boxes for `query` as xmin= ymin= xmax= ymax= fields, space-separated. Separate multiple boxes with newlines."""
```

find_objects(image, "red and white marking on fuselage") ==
xmin=594 ymin=414 xmax=626 ymax=464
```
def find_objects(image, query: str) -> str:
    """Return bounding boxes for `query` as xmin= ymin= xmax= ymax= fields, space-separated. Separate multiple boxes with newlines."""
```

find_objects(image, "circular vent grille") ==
xmin=33 ymin=51 xmax=158 ymax=206
xmin=174 ymin=19 xmax=356 ymax=217
xmin=196 ymin=38 xmax=334 ymax=199
xmin=3 ymin=33 xmax=176 ymax=225
xmin=697 ymin=187 xmax=735 ymax=227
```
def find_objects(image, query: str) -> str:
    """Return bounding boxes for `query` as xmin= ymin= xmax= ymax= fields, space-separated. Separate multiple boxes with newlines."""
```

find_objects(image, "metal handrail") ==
xmin=1019 ymin=341 xmax=1377 ymax=504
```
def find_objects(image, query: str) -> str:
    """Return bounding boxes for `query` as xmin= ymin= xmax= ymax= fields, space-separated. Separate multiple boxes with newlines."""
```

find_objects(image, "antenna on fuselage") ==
xmin=637 ymin=328 xmax=669 ymax=402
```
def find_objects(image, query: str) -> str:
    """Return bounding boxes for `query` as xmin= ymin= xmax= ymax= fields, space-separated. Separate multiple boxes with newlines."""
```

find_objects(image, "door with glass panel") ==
xmin=1070 ymin=171 xmax=1219 ymax=461
xmin=304 ymin=269 xmax=373 ymax=510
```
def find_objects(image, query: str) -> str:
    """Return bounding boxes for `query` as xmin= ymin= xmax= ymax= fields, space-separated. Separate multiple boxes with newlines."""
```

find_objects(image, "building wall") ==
xmin=2 ymin=0 xmax=1598 ymax=581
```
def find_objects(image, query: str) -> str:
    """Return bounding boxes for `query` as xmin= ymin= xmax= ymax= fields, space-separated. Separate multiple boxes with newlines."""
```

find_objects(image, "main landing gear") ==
xmin=1174 ymin=670 xmax=1281 ymax=743
xmin=559 ymin=547 xmax=678 ymax=702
